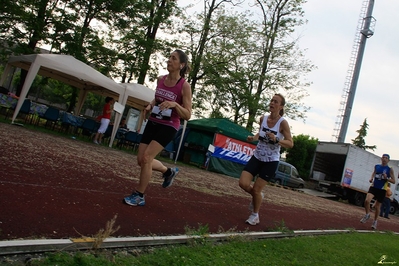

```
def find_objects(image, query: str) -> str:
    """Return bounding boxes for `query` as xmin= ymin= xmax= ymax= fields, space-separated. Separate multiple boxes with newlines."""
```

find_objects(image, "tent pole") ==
xmin=12 ymin=59 xmax=41 ymax=123
xmin=174 ymin=120 xmax=187 ymax=164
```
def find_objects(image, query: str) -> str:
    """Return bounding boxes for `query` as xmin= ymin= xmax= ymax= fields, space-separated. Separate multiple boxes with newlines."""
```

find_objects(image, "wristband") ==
xmin=267 ymin=137 xmax=279 ymax=144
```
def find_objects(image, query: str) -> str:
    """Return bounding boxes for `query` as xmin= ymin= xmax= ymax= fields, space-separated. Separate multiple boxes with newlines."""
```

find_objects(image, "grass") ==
xmin=24 ymin=232 xmax=398 ymax=266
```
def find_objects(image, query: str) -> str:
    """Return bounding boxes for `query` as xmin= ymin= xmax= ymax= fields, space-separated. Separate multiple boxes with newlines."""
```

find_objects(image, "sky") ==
xmin=180 ymin=0 xmax=399 ymax=160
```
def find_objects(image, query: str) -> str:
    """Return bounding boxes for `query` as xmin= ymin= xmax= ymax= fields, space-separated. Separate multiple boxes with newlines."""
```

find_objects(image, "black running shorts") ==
xmin=368 ymin=186 xmax=387 ymax=203
xmin=243 ymin=156 xmax=279 ymax=181
xmin=140 ymin=121 xmax=177 ymax=147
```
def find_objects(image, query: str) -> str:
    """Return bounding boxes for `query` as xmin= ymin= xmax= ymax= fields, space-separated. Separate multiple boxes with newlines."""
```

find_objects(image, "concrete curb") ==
xmin=1 ymin=229 xmax=397 ymax=256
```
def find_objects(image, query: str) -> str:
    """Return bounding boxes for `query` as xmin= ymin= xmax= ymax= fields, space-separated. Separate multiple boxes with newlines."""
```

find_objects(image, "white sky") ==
xmin=180 ymin=0 xmax=399 ymax=159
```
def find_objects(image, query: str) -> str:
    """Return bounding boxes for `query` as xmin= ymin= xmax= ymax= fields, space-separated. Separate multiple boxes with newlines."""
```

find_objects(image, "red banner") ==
xmin=214 ymin=133 xmax=256 ymax=156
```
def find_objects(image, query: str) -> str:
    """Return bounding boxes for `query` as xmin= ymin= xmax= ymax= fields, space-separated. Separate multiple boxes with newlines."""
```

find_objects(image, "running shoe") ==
xmin=360 ymin=213 xmax=370 ymax=223
xmin=246 ymin=213 xmax=260 ymax=226
xmin=124 ymin=192 xmax=145 ymax=206
xmin=162 ymin=167 xmax=179 ymax=188
xmin=371 ymin=220 xmax=377 ymax=230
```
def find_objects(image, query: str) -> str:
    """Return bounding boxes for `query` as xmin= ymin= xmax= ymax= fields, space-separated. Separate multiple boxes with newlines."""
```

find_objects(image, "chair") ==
xmin=35 ymin=106 xmax=59 ymax=130
xmin=59 ymin=112 xmax=72 ymax=133
xmin=5 ymin=98 xmax=32 ymax=123
xmin=102 ymin=124 xmax=114 ymax=144
xmin=131 ymin=133 xmax=142 ymax=151
xmin=78 ymin=118 xmax=98 ymax=139
xmin=118 ymin=131 xmax=139 ymax=150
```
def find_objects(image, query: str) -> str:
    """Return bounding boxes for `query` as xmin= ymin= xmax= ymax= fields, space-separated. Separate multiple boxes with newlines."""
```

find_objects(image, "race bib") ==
xmin=258 ymin=127 xmax=270 ymax=142
xmin=151 ymin=105 xmax=172 ymax=120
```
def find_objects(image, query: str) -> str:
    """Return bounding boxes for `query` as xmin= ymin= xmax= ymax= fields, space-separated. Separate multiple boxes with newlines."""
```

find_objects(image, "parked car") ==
xmin=270 ymin=161 xmax=305 ymax=188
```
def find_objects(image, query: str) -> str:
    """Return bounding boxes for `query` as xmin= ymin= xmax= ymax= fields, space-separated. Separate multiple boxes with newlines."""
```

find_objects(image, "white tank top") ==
xmin=253 ymin=115 xmax=285 ymax=162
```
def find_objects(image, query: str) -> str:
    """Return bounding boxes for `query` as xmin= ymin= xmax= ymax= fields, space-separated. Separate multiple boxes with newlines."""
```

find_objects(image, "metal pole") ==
xmin=337 ymin=0 xmax=375 ymax=143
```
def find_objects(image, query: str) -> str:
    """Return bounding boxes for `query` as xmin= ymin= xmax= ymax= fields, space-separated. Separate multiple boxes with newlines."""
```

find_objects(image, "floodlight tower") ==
xmin=332 ymin=0 xmax=376 ymax=143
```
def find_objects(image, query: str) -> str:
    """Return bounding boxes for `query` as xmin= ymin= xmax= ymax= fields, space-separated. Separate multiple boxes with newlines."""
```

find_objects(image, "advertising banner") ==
xmin=211 ymin=133 xmax=256 ymax=165
xmin=342 ymin=168 xmax=353 ymax=187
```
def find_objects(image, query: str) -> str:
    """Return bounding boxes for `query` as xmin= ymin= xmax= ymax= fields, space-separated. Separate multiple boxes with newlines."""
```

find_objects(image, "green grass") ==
xmin=27 ymin=232 xmax=398 ymax=266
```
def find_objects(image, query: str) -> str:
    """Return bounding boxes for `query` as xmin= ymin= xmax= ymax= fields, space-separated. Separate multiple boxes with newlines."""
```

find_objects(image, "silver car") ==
xmin=272 ymin=161 xmax=305 ymax=188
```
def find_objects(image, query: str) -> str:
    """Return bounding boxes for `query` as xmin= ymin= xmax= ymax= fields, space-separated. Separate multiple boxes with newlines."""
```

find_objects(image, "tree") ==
xmin=0 ymin=0 xmax=59 ymax=96
xmin=50 ymin=0 xmax=130 ymax=111
xmin=284 ymin=134 xmax=318 ymax=180
xmin=186 ymin=0 xmax=243 ymax=91
xmin=1 ymin=0 xmax=313 ymax=127
xmin=186 ymin=7 xmax=257 ymax=120
xmin=351 ymin=118 xmax=376 ymax=151
xmin=1 ymin=0 xmax=178 ymax=111
xmin=183 ymin=0 xmax=313 ymax=131
xmin=0 ymin=0 xmax=125 ymax=107
xmin=104 ymin=0 xmax=180 ymax=85
xmin=242 ymin=0 xmax=313 ymax=131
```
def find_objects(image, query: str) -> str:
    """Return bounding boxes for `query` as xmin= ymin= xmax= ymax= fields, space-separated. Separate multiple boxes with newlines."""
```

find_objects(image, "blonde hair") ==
xmin=274 ymin=93 xmax=285 ymax=116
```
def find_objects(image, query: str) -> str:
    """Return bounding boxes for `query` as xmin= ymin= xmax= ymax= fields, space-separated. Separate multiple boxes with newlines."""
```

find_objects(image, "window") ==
xmin=278 ymin=164 xmax=285 ymax=173
xmin=292 ymin=168 xmax=299 ymax=178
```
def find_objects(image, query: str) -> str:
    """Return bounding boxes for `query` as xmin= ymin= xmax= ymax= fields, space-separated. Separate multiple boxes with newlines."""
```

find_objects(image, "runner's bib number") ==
xmin=151 ymin=106 xmax=172 ymax=120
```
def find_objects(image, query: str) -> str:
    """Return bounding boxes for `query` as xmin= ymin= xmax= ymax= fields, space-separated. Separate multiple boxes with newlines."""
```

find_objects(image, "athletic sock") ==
xmin=136 ymin=191 xmax=144 ymax=197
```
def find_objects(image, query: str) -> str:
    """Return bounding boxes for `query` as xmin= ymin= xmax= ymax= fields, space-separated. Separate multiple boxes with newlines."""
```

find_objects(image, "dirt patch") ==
xmin=0 ymin=122 xmax=398 ymax=240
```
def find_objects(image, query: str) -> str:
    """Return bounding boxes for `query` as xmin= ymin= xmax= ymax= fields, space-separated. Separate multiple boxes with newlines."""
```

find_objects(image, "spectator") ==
xmin=380 ymin=183 xmax=392 ymax=219
xmin=93 ymin=97 xmax=115 ymax=144
xmin=116 ymin=117 xmax=129 ymax=140
xmin=119 ymin=117 xmax=129 ymax=130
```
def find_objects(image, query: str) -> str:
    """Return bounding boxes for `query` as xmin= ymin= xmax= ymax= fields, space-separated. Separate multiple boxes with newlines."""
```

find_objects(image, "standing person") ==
xmin=380 ymin=183 xmax=392 ymax=219
xmin=124 ymin=49 xmax=192 ymax=207
xmin=93 ymin=96 xmax=114 ymax=144
xmin=360 ymin=154 xmax=395 ymax=229
xmin=238 ymin=94 xmax=293 ymax=225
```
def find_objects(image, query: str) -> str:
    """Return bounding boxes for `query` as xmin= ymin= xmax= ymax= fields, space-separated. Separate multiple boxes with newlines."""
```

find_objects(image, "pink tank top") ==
xmin=149 ymin=75 xmax=184 ymax=130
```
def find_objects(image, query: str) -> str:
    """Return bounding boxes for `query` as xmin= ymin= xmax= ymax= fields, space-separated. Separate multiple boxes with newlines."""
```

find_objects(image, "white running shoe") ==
xmin=360 ymin=213 xmax=370 ymax=223
xmin=371 ymin=220 xmax=377 ymax=230
xmin=246 ymin=213 xmax=260 ymax=226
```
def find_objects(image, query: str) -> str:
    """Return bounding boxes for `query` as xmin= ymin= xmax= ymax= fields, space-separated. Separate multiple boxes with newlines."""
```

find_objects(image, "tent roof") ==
xmin=120 ymin=83 xmax=154 ymax=111
xmin=187 ymin=118 xmax=254 ymax=142
xmin=7 ymin=54 xmax=124 ymax=98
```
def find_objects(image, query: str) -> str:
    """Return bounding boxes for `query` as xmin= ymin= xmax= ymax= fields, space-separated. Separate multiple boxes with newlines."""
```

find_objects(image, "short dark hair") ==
xmin=105 ymin=97 xmax=114 ymax=103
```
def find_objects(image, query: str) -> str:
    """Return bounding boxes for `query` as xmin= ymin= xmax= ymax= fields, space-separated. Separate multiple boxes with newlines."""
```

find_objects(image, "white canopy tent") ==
xmin=0 ymin=54 xmax=126 ymax=146
xmin=108 ymin=83 xmax=155 ymax=147
xmin=0 ymin=54 xmax=183 ymax=151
